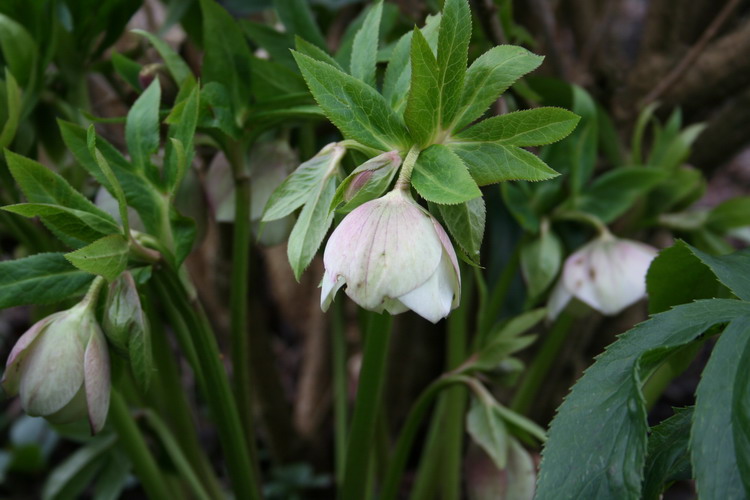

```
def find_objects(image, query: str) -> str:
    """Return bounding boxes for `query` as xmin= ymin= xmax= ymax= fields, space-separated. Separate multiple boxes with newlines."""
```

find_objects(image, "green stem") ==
xmin=332 ymin=300 xmax=349 ymax=485
xmin=156 ymin=269 xmax=263 ymax=500
xmin=477 ymin=240 xmax=522 ymax=345
xmin=380 ymin=375 xmax=472 ymax=500
xmin=511 ymin=312 xmax=575 ymax=415
xmin=408 ymin=399 xmax=448 ymax=500
xmin=395 ymin=145 xmax=421 ymax=189
xmin=341 ymin=312 xmax=393 ymax=500
xmin=226 ymin=138 xmax=259 ymax=466
xmin=109 ymin=391 xmax=172 ymax=500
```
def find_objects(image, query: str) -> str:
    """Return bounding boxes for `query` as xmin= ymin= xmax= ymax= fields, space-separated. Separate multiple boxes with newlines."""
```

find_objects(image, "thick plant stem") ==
xmin=381 ymin=376 xmax=471 ymax=500
xmin=332 ymin=300 xmax=349 ymax=485
xmin=156 ymin=270 xmax=263 ymax=500
xmin=109 ymin=391 xmax=172 ymax=500
xmin=226 ymin=138 xmax=259 ymax=464
xmin=341 ymin=313 xmax=393 ymax=500
xmin=511 ymin=312 xmax=575 ymax=415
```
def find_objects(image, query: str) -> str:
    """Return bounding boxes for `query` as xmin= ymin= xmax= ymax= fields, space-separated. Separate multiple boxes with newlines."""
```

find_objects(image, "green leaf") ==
xmin=263 ymin=143 xmax=345 ymax=221
xmin=467 ymin=397 xmax=510 ymax=469
xmin=405 ymin=28 xmax=440 ymax=147
xmin=132 ymin=29 xmax=192 ymax=84
xmin=164 ymin=84 xmax=200 ymax=192
xmin=2 ymin=203 xmax=119 ymax=242
xmin=293 ymin=51 xmax=410 ymax=150
xmin=472 ymin=335 xmax=536 ymax=372
xmin=274 ymin=0 xmax=327 ymax=49
xmin=241 ymin=20 xmax=296 ymax=69
xmin=0 ymin=253 xmax=95 ymax=308
xmin=287 ymin=176 xmax=337 ymax=280
xmin=42 ymin=435 xmax=116 ymax=500
xmin=449 ymin=142 xmax=558 ymax=186
xmin=0 ymin=69 xmax=21 ymax=149
xmin=707 ymin=196 xmax=750 ymax=233
xmin=87 ymin=126 xmax=131 ymax=236
xmin=645 ymin=240 xmax=728 ymax=314
xmin=411 ymin=144 xmax=482 ymax=205
xmin=575 ymin=167 xmax=667 ymax=224
xmin=453 ymin=46 xmax=543 ymax=131
xmin=455 ymin=108 xmax=579 ymax=146
xmin=200 ymin=0 xmax=253 ymax=116
xmin=732 ymin=326 xmax=750 ymax=496
xmin=111 ymin=53 xmax=142 ymax=91
xmin=436 ymin=197 xmax=486 ymax=262
xmin=125 ymin=79 xmax=161 ymax=171
xmin=93 ymin=451 xmax=131 ymax=500
xmin=642 ymin=407 xmax=693 ymax=500
xmin=0 ymin=14 xmax=37 ymax=88
xmin=536 ymin=299 xmax=750 ymax=500
xmin=200 ymin=82 xmax=242 ymax=139
xmin=349 ymin=1 xmax=382 ymax=88
xmin=686 ymin=245 xmax=750 ymax=301
xmin=692 ymin=319 xmax=750 ymax=499
xmin=521 ymin=227 xmax=562 ymax=301
xmin=169 ymin=208 xmax=196 ymax=267
xmin=436 ymin=0 xmax=471 ymax=127
xmin=501 ymin=182 xmax=539 ymax=233
xmin=295 ymin=35 xmax=343 ymax=71
xmin=65 ymin=234 xmax=130 ymax=282
xmin=250 ymin=56 xmax=307 ymax=99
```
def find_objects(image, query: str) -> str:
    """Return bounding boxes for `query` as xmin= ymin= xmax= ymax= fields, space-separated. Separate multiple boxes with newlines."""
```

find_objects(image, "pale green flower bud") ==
xmin=333 ymin=151 xmax=402 ymax=212
xmin=2 ymin=298 xmax=110 ymax=434
xmin=321 ymin=188 xmax=461 ymax=323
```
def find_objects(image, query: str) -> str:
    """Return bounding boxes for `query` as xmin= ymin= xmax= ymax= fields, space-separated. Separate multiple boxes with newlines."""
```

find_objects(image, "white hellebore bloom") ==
xmin=321 ymin=188 xmax=461 ymax=323
xmin=547 ymin=233 xmax=658 ymax=321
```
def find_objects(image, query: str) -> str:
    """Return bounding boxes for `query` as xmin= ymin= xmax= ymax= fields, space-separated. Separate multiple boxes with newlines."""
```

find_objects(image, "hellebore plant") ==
xmin=547 ymin=231 xmax=658 ymax=320
xmin=2 ymin=278 xmax=110 ymax=434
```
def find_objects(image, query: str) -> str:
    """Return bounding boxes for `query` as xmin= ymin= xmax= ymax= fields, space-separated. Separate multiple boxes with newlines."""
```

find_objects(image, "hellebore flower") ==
xmin=321 ymin=188 xmax=461 ymax=323
xmin=2 ymin=299 xmax=111 ymax=434
xmin=547 ymin=233 xmax=658 ymax=321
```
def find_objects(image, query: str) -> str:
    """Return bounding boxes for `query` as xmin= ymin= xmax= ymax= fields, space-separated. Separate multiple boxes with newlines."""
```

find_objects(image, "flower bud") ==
xmin=321 ymin=188 xmax=461 ymax=323
xmin=2 ymin=300 xmax=110 ymax=434
xmin=332 ymin=151 xmax=401 ymax=213
xmin=547 ymin=233 xmax=658 ymax=321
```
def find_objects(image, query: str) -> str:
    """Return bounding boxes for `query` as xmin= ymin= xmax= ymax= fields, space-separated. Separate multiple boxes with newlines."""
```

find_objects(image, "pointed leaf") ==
xmin=467 ymin=397 xmax=510 ymax=469
xmin=65 ymin=234 xmax=130 ymax=282
xmin=0 ymin=69 xmax=21 ymax=149
xmin=412 ymin=144 xmax=482 ymax=205
xmin=349 ymin=1 xmax=382 ymax=88
xmin=436 ymin=197 xmax=485 ymax=262
xmin=2 ymin=203 xmax=119 ymax=242
xmin=132 ymin=29 xmax=192 ymax=84
xmin=642 ymin=407 xmax=693 ymax=500
xmin=455 ymin=108 xmax=579 ymax=146
xmin=449 ymin=142 xmax=558 ymax=186
xmin=405 ymin=28 xmax=440 ymax=147
xmin=275 ymin=0 xmax=327 ymax=49
xmin=436 ymin=0 xmax=471 ymax=127
xmin=125 ymin=79 xmax=161 ymax=171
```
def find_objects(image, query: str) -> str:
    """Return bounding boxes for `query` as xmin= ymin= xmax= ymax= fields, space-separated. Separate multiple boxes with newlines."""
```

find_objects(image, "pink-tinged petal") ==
xmin=431 ymin=216 xmax=461 ymax=308
xmin=546 ymin=278 xmax=573 ymax=322
xmin=320 ymin=271 xmax=346 ymax=311
xmin=84 ymin=328 xmax=111 ymax=434
xmin=2 ymin=314 xmax=60 ymax=395
xmin=398 ymin=253 xmax=456 ymax=323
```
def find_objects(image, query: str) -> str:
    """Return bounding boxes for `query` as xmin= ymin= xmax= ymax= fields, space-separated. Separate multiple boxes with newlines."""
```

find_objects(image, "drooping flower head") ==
xmin=547 ymin=232 xmax=658 ymax=321
xmin=321 ymin=188 xmax=461 ymax=323
xmin=2 ymin=295 xmax=110 ymax=434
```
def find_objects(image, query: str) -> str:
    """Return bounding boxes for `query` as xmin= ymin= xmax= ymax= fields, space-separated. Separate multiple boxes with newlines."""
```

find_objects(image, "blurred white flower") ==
xmin=321 ymin=188 xmax=461 ymax=323
xmin=547 ymin=233 xmax=658 ymax=321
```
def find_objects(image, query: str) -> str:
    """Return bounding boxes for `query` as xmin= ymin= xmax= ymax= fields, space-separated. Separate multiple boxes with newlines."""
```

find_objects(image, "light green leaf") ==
xmin=692 ymin=319 xmax=750 ymax=499
xmin=125 ymin=79 xmax=161 ymax=171
xmin=287 ymin=176 xmax=337 ymax=280
xmin=707 ymin=197 xmax=750 ymax=233
xmin=164 ymin=84 xmax=200 ymax=192
xmin=472 ymin=335 xmax=536 ymax=373
xmin=536 ymin=299 xmax=750 ymax=499
xmin=575 ymin=167 xmax=666 ymax=223
xmin=642 ymin=407 xmax=693 ymax=500
xmin=65 ymin=234 xmax=130 ymax=282
xmin=275 ymin=0 xmax=327 ymax=49
xmin=88 ymin=126 xmax=131 ymax=236
xmin=453 ymin=45 xmax=543 ymax=131
xmin=411 ymin=144 xmax=482 ymax=205
xmin=42 ymin=435 xmax=116 ymax=500
xmin=293 ymin=51 xmax=410 ymax=150
xmin=132 ymin=29 xmax=192 ymax=84
xmin=349 ymin=1 xmax=382 ymax=88
xmin=436 ymin=197 xmax=485 ymax=262
xmin=405 ymin=28 xmax=440 ymax=147
xmin=467 ymin=397 xmax=510 ymax=469
xmin=436 ymin=0 xmax=471 ymax=127
xmin=521 ymin=228 xmax=562 ymax=301
xmin=0 ymin=253 xmax=95 ymax=308
xmin=93 ymin=451 xmax=131 ymax=500
xmin=449 ymin=142 xmax=558 ymax=186
xmin=0 ymin=69 xmax=21 ymax=149
xmin=263 ymin=143 xmax=345 ymax=221
xmin=2 ymin=203 xmax=120 ymax=242
xmin=200 ymin=0 xmax=253 ymax=116
xmin=455 ymin=108 xmax=579 ymax=145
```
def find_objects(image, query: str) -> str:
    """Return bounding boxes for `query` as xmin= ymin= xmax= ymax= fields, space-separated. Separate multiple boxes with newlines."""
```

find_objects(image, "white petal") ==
xmin=84 ymin=327 xmax=111 ymax=434
xmin=546 ymin=278 xmax=572 ymax=322
xmin=2 ymin=314 xmax=60 ymax=396
xmin=320 ymin=271 xmax=346 ymax=311
xmin=397 ymin=252 xmax=456 ymax=323
xmin=431 ymin=217 xmax=461 ymax=309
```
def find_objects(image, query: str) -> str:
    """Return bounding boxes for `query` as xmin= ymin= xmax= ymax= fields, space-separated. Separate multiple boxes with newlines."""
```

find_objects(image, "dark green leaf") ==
xmin=707 ymin=197 xmax=750 ymax=233
xmin=642 ymin=407 xmax=693 ymax=500
xmin=295 ymin=35 xmax=343 ymax=71
xmin=111 ymin=53 xmax=142 ymax=91
xmin=449 ymin=142 xmax=558 ymax=186
xmin=411 ymin=144 xmax=481 ymax=205
xmin=164 ymin=84 xmax=200 ymax=192
xmin=692 ymin=320 xmax=750 ymax=499
xmin=437 ymin=197 xmax=486 ymax=262
xmin=453 ymin=46 xmax=543 ymax=131
xmin=0 ymin=253 xmax=95 ymax=308
xmin=241 ymin=20 xmax=296 ymax=69
xmin=287 ymin=176 xmax=337 ymax=280
xmin=125 ymin=79 xmax=161 ymax=171
xmin=349 ymin=1 xmax=382 ymax=88
xmin=2 ymin=203 xmax=119 ymax=242
xmin=405 ymin=28 xmax=440 ymax=147
xmin=132 ymin=29 xmax=192 ymax=85
xmin=65 ymin=234 xmax=130 ymax=282
xmin=501 ymin=182 xmax=539 ymax=232
xmin=250 ymin=56 xmax=307 ymax=99
xmin=293 ymin=51 xmax=410 ymax=150
xmin=436 ymin=0 xmax=471 ymax=127
xmin=732 ymin=326 xmax=750 ymax=496
xmin=0 ymin=14 xmax=37 ymax=88
xmin=274 ymin=0 xmax=327 ymax=49
xmin=93 ymin=451 xmax=131 ymax=500
xmin=455 ymin=108 xmax=579 ymax=146
xmin=687 ymin=245 xmax=750 ymax=301
xmin=536 ymin=300 xmax=750 ymax=500
xmin=0 ymin=69 xmax=21 ymax=149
